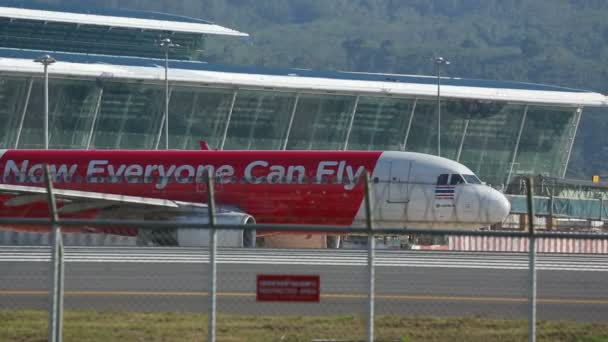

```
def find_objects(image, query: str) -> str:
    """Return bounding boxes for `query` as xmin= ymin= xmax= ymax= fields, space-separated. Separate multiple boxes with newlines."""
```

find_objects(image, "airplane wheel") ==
xmin=326 ymin=235 xmax=341 ymax=249
xmin=243 ymin=229 xmax=256 ymax=248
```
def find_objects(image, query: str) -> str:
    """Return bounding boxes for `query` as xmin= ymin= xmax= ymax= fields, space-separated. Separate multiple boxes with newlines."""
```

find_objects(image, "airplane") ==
xmin=0 ymin=149 xmax=510 ymax=247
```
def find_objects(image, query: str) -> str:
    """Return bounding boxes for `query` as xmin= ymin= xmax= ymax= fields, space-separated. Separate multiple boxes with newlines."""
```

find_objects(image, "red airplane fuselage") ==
xmin=0 ymin=149 xmax=381 ymax=227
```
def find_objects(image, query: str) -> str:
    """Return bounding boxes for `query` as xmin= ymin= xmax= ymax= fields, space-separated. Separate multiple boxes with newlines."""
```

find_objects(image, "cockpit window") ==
xmin=463 ymin=174 xmax=482 ymax=184
xmin=450 ymin=174 xmax=465 ymax=185
xmin=437 ymin=174 xmax=449 ymax=185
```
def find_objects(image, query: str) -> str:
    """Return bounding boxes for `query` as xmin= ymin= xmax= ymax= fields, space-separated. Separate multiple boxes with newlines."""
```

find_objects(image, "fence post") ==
xmin=206 ymin=169 xmax=217 ymax=342
xmin=525 ymin=177 xmax=536 ymax=342
xmin=364 ymin=172 xmax=375 ymax=342
xmin=44 ymin=165 xmax=64 ymax=342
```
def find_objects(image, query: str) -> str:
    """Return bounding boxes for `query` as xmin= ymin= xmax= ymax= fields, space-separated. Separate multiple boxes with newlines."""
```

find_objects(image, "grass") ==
xmin=1 ymin=310 xmax=608 ymax=342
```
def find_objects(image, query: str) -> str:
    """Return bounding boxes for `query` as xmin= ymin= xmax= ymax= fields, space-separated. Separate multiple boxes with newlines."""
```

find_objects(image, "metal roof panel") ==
xmin=0 ymin=2 xmax=248 ymax=36
xmin=0 ymin=48 xmax=604 ymax=107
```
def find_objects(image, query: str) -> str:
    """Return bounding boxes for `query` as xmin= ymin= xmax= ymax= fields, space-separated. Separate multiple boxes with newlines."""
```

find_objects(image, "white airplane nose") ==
xmin=488 ymin=190 xmax=511 ymax=223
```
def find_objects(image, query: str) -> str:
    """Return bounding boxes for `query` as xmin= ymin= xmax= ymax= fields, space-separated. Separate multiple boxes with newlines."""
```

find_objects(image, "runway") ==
xmin=1 ymin=247 xmax=607 ymax=321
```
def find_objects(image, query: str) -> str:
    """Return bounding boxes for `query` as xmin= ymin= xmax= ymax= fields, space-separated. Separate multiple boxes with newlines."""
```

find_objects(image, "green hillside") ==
xmin=45 ymin=0 xmax=608 ymax=179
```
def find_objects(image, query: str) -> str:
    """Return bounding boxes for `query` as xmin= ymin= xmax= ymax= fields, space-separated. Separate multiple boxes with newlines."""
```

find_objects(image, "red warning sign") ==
xmin=256 ymin=275 xmax=320 ymax=302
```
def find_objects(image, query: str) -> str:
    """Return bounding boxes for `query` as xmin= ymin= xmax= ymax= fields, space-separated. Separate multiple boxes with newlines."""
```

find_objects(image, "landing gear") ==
xmin=243 ymin=229 xmax=256 ymax=248
xmin=326 ymin=235 xmax=341 ymax=249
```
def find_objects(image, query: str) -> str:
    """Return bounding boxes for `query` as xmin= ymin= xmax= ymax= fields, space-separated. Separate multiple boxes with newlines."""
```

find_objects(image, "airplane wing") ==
xmin=0 ymin=183 xmax=180 ymax=213
xmin=0 ymin=183 xmax=257 ymax=247
xmin=0 ymin=183 xmax=250 ymax=221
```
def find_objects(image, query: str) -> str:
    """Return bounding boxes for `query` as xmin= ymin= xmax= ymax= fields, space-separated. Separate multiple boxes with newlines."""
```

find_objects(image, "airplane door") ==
xmin=388 ymin=160 xmax=411 ymax=203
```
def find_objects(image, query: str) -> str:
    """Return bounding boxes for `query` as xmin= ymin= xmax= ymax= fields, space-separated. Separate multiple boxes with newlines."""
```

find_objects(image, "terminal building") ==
xmin=1 ymin=2 xmax=606 ymax=188
xmin=1 ymin=2 xmax=606 ymax=189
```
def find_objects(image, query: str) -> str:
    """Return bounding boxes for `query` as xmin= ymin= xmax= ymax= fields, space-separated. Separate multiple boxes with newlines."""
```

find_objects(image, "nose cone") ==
xmin=487 ymin=189 xmax=511 ymax=223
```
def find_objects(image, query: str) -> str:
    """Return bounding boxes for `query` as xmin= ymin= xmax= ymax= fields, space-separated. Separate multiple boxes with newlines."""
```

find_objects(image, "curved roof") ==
xmin=0 ymin=0 xmax=213 ymax=24
xmin=0 ymin=47 xmax=605 ymax=107
xmin=0 ymin=0 xmax=248 ymax=36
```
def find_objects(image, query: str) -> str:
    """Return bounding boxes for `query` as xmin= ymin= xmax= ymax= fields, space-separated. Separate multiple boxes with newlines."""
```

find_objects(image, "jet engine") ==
xmin=175 ymin=211 xmax=256 ymax=248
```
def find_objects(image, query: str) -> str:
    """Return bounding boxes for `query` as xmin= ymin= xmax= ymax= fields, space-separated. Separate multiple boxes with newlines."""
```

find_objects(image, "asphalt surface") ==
xmin=1 ymin=247 xmax=607 ymax=321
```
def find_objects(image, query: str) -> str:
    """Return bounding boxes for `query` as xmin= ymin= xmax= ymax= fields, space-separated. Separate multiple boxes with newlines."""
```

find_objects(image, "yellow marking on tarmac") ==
xmin=1 ymin=290 xmax=608 ymax=305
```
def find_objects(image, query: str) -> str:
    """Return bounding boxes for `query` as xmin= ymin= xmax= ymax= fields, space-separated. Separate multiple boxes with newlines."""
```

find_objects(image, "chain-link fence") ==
xmin=1 ymin=173 xmax=608 ymax=341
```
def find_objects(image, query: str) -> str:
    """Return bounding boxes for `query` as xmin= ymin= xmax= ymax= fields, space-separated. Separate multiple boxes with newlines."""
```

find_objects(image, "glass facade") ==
xmin=0 ymin=18 xmax=204 ymax=60
xmin=514 ymin=106 xmax=578 ymax=179
xmin=458 ymin=103 xmax=527 ymax=184
xmin=347 ymin=97 xmax=414 ymax=151
xmin=224 ymin=90 xmax=297 ymax=150
xmin=0 ymin=75 xmax=581 ymax=185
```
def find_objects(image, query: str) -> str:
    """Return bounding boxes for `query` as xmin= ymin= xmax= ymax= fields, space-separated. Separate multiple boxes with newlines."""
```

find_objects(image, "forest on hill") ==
xmin=44 ymin=0 xmax=608 ymax=178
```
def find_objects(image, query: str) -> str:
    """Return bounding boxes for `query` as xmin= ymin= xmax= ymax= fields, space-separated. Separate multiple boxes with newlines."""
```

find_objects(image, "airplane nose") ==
xmin=487 ymin=189 xmax=511 ymax=223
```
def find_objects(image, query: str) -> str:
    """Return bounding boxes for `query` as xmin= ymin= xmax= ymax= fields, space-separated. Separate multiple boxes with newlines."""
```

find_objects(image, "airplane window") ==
xmin=463 ymin=174 xmax=482 ymax=184
xmin=450 ymin=174 xmax=465 ymax=185
xmin=437 ymin=174 xmax=449 ymax=185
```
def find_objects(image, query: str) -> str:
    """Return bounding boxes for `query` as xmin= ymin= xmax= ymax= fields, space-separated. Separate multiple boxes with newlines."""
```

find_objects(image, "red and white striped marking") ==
xmin=448 ymin=236 xmax=608 ymax=254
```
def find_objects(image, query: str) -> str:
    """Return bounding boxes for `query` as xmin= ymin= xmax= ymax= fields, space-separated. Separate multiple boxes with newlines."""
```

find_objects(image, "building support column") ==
xmin=85 ymin=88 xmax=104 ymax=149
xmin=343 ymin=96 xmax=360 ymax=150
xmin=456 ymin=119 xmax=470 ymax=162
xmin=506 ymin=106 xmax=529 ymax=186
xmin=14 ymin=79 xmax=34 ymax=148
xmin=402 ymin=98 xmax=418 ymax=150
xmin=219 ymin=90 xmax=238 ymax=150
xmin=282 ymin=93 xmax=300 ymax=150
xmin=154 ymin=87 xmax=173 ymax=150
xmin=561 ymin=107 xmax=583 ymax=178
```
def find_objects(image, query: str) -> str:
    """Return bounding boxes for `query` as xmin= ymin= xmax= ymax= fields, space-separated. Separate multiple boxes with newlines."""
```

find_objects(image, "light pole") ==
xmin=159 ymin=38 xmax=178 ymax=150
xmin=34 ymin=54 xmax=56 ymax=150
xmin=433 ymin=56 xmax=449 ymax=157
